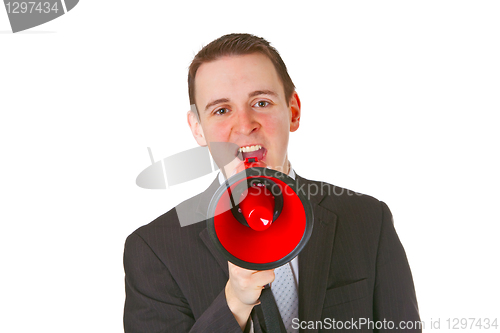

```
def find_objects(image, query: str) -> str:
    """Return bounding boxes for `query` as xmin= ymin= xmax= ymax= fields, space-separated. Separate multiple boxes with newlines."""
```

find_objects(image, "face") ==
xmin=188 ymin=53 xmax=301 ymax=177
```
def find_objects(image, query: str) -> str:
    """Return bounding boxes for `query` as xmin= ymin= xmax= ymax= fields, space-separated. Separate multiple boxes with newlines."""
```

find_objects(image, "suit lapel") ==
xmin=297 ymin=176 xmax=338 ymax=332
xmin=198 ymin=177 xmax=230 ymax=278
xmin=200 ymin=228 xmax=229 ymax=277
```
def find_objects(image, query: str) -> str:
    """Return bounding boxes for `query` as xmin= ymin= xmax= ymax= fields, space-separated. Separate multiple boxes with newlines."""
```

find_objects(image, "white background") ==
xmin=1 ymin=1 xmax=499 ymax=332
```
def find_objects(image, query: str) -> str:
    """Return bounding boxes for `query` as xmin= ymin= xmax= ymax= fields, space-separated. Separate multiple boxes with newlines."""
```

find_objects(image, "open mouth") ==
xmin=238 ymin=145 xmax=267 ymax=161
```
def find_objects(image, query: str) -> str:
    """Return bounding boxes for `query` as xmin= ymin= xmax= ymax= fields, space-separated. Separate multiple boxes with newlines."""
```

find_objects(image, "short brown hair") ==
xmin=188 ymin=33 xmax=295 ymax=110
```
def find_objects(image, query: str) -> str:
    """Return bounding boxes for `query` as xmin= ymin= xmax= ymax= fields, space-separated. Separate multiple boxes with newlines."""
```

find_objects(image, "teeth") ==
xmin=238 ymin=145 xmax=262 ymax=153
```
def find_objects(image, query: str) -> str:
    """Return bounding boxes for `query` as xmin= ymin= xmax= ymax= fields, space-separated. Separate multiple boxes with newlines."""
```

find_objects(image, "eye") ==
xmin=214 ymin=108 xmax=229 ymax=116
xmin=254 ymin=100 xmax=270 ymax=108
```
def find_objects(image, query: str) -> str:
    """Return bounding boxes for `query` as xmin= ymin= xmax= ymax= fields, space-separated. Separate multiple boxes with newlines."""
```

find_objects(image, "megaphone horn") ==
xmin=207 ymin=160 xmax=314 ymax=270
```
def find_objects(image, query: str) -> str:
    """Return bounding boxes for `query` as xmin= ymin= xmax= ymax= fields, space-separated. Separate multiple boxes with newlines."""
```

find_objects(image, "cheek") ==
xmin=204 ymin=122 xmax=232 ymax=141
xmin=263 ymin=114 xmax=289 ymax=139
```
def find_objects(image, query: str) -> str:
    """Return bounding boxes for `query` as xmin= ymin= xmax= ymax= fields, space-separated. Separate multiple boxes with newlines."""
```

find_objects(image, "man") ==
xmin=124 ymin=33 xmax=421 ymax=332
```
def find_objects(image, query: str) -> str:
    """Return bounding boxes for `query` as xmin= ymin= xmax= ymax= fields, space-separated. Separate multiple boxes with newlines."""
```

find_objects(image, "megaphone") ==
xmin=207 ymin=158 xmax=314 ymax=270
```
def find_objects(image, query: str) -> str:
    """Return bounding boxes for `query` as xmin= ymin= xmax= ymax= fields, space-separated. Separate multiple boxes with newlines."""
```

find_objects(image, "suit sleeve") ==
xmin=373 ymin=201 xmax=422 ymax=332
xmin=123 ymin=232 xmax=245 ymax=333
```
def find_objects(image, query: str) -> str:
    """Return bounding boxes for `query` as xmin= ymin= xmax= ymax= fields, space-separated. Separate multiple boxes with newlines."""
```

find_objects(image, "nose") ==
xmin=233 ymin=107 xmax=259 ymax=135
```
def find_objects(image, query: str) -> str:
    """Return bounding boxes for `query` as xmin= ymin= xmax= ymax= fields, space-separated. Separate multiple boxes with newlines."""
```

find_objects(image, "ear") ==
xmin=187 ymin=110 xmax=207 ymax=146
xmin=289 ymin=91 xmax=301 ymax=132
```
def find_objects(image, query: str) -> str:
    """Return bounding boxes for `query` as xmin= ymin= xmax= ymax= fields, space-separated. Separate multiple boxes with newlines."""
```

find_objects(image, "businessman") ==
xmin=124 ymin=33 xmax=421 ymax=332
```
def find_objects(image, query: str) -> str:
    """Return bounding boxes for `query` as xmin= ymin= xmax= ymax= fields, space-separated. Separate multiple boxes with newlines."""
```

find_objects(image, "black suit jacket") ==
xmin=124 ymin=175 xmax=420 ymax=332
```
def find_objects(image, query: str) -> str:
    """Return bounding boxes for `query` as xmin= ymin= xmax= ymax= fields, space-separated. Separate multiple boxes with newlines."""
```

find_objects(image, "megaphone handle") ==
xmin=260 ymin=286 xmax=286 ymax=332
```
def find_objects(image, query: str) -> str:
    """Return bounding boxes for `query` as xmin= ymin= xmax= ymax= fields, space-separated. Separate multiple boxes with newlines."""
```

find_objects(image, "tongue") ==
xmin=241 ymin=147 xmax=265 ymax=161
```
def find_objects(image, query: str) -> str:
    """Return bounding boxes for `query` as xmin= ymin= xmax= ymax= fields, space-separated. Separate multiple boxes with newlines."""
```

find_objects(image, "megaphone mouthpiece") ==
xmin=239 ymin=184 xmax=275 ymax=231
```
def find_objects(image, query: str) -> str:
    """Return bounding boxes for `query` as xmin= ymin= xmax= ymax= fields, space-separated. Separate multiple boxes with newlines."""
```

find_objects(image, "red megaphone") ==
xmin=206 ymin=158 xmax=314 ymax=270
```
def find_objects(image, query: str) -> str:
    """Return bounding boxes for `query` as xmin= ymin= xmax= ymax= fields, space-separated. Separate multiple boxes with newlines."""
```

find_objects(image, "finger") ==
xmin=228 ymin=261 xmax=257 ymax=272
xmin=251 ymin=270 xmax=275 ymax=287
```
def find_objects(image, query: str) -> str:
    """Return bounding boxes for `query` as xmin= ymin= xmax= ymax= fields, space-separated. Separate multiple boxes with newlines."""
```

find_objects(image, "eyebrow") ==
xmin=248 ymin=90 xmax=278 ymax=98
xmin=204 ymin=90 xmax=278 ymax=113
xmin=204 ymin=98 xmax=230 ymax=112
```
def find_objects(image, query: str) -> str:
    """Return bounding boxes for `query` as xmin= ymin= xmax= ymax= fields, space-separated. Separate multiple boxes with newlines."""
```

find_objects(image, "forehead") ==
xmin=194 ymin=53 xmax=285 ymax=107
